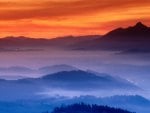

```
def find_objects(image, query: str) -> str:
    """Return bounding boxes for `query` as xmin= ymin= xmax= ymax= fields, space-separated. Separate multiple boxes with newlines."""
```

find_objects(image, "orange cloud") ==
xmin=0 ymin=0 xmax=150 ymax=38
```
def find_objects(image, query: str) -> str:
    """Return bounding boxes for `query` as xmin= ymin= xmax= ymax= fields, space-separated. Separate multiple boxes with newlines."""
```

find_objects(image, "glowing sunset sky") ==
xmin=0 ymin=0 xmax=150 ymax=38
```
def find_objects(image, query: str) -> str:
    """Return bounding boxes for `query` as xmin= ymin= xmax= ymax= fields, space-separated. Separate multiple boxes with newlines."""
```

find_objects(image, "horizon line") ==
xmin=0 ymin=21 xmax=148 ymax=39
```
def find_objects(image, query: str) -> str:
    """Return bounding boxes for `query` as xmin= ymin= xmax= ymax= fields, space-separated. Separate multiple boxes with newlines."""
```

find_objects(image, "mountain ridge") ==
xmin=74 ymin=22 xmax=150 ymax=52
xmin=0 ymin=35 xmax=100 ymax=48
xmin=101 ymin=22 xmax=150 ymax=41
xmin=0 ymin=22 xmax=150 ymax=52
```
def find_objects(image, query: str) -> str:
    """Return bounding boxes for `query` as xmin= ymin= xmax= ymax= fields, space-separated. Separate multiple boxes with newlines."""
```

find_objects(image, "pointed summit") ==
xmin=73 ymin=22 xmax=150 ymax=52
xmin=134 ymin=22 xmax=148 ymax=29
xmin=103 ymin=22 xmax=150 ymax=39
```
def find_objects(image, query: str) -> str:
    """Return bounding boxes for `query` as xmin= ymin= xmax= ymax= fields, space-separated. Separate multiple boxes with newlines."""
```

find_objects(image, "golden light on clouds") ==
xmin=0 ymin=0 xmax=150 ymax=38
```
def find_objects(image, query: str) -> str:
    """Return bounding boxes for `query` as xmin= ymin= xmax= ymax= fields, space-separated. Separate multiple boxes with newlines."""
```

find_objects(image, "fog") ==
xmin=0 ymin=48 xmax=150 ymax=99
xmin=0 ymin=48 xmax=150 ymax=68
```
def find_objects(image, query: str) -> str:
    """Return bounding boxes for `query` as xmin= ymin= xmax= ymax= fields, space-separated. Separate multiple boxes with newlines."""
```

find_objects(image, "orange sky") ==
xmin=0 ymin=0 xmax=150 ymax=38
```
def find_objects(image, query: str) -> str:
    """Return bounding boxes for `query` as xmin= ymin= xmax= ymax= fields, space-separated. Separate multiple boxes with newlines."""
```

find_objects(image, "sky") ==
xmin=0 ymin=0 xmax=150 ymax=38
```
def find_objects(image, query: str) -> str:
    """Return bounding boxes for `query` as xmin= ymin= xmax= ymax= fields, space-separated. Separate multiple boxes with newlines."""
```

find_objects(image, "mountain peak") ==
xmin=103 ymin=22 xmax=150 ymax=38
xmin=134 ymin=22 xmax=148 ymax=29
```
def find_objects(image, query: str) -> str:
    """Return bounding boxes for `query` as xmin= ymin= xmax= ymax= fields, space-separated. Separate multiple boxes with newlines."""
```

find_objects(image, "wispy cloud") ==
xmin=0 ymin=0 xmax=150 ymax=37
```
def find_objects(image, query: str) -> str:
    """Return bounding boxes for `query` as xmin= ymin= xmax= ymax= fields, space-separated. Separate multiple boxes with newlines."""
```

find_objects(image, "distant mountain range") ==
xmin=0 ymin=22 xmax=149 ymax=53
xmin=0 ymin=64 xmax=78 ymax=79
xmin=39 ymin=70 xmax=138 ymax=90
xmin=0 ymin=35 xmax=100 ymax=50
xmin=0 ymin=70 xmax=139 ymax=101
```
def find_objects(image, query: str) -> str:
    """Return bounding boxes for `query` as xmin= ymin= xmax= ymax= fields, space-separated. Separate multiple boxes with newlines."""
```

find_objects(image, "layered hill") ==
xmin=0 ymin=70 xmax=139 ymax=100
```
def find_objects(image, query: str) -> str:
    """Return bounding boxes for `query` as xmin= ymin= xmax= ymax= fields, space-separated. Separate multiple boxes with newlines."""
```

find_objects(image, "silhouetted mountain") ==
xmin=102 ymin=22 xmax=150 ymax=41
xmin=0 ymin=35 xmax=100 ymax=49
xmin=75 ymin=22 xmax=150 ymax=52
xmin=0 ymin=36 xmax=48 ymax=47
xmin=51 ymin=103 xmax=134 ymax=113
xmin=1 ymin=22 xmax=150 ymax=53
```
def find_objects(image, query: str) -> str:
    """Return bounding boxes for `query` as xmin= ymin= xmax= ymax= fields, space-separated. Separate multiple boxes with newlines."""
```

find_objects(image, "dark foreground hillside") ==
xmin=51 ymin=103 xmax=135 ymax=113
